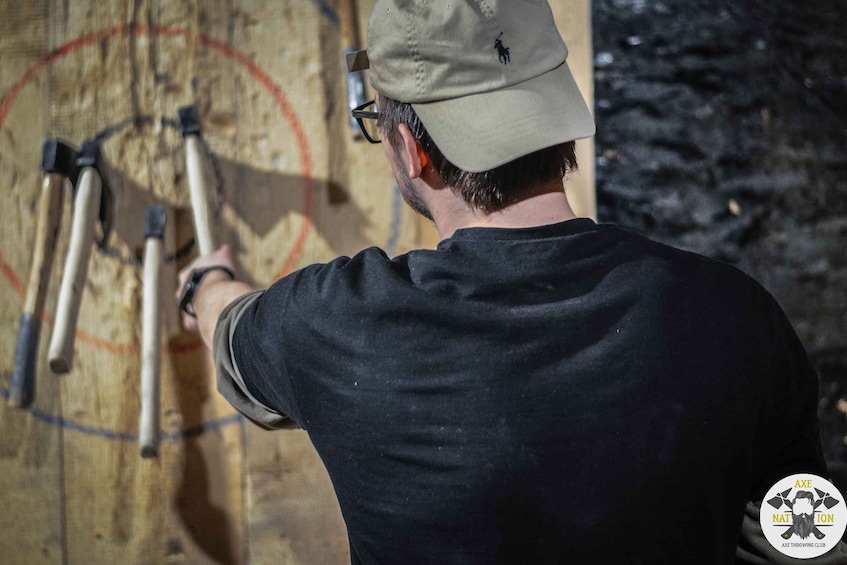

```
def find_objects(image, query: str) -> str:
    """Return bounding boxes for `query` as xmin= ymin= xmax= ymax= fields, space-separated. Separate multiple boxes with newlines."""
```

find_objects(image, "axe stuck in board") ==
xmin=178 ymin=105 xmax=218 ymax=256
xmin=139 ymin=205 xmax=166 ymax=458
xmin=48 ymin=139 xmax=111 ymax=374
xmin=9 ymin=139 xmax=79 ymax=408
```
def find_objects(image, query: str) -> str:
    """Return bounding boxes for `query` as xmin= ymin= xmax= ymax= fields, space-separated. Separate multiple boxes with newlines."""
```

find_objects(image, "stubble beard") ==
xmin=392 ymin=152 xmax=434 ymax=221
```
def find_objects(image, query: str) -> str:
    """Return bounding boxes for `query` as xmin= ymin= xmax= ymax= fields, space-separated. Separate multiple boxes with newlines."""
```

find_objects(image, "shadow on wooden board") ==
xmin=75 ymin=139 xmax=371 ymax=564
xmin=171 ymin=345 xmax=238 ymax=565
xmin=97 ymin=145 xmax=371 ymax=283
xmin=216 ymin=154 xmax=372 ymax=267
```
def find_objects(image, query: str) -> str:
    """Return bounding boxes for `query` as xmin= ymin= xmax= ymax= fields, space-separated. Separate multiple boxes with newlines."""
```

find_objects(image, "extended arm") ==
xmin=177 ymin=245 xmax=255 ymax=349
xmin=176 ymin=245 xmax=295 ymax=429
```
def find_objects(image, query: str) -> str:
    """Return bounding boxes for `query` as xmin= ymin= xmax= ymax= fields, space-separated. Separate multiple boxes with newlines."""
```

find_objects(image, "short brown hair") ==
xmin=378 ymin=94 xmax=578 ymax=214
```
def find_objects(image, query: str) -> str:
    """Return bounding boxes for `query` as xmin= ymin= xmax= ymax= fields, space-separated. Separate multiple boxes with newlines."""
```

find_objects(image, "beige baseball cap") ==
xmin=347 ymin=0 xmax=595 ymax=173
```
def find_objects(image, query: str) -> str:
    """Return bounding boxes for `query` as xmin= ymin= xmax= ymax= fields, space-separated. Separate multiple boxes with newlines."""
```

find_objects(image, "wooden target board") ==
xmin=0 ymin=1 xmax=593 ymax=563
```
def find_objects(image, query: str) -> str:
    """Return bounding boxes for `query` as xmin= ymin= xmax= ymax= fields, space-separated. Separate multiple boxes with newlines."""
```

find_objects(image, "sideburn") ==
xmin=391 ymin=145 xmax=434 ymax=221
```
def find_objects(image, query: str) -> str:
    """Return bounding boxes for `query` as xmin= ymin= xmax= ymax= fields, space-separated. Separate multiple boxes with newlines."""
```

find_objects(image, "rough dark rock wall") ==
xmin=592 ymin=0 xmax=847 ymax=487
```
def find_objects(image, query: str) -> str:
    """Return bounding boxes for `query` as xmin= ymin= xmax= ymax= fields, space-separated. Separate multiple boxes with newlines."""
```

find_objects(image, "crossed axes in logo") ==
xmin=767 ymin=488 xmax=841 ymax=540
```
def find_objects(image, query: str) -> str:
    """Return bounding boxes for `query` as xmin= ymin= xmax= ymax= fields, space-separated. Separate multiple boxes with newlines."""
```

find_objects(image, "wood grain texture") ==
xmin=233 ymin=1 xmax=354 ymax=562
xmin=0 ymin=1 xmax=590 ymax=563
xmin=47 ymin=0 xmax=245 ymax=563
xmin=552 ymin=0 xmax=596 ymax=220
xmin=0 ymin=0 xmax=66 ymax=562
xmin=9 ymin=172 xmax=66 ymax=408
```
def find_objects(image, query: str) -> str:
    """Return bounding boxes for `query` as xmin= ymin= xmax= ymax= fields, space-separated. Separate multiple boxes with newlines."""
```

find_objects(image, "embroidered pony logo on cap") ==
xmin=494 ymin=32 xmax=510 ymax=64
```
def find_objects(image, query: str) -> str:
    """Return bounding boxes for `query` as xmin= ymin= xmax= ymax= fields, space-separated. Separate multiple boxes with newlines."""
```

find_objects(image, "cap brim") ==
xmin=411 ymin=61 xmax=595 ymax=173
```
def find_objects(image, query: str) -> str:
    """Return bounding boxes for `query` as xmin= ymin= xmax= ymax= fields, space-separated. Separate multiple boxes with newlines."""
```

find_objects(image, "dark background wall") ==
xmin=592 ymin=0 xmax=847 ymax=489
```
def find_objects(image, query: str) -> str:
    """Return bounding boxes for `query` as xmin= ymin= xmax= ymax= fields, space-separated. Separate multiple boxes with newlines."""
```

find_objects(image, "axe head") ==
xmin=76 ymin=139 xmax=113 ymax=249
xmin=344 ymin=47 xmax=367 ymax=137
xmin=41 ymin=138 xmax=79 ymax=187
xmin=76 ymin=139 xmax=101 ymax=169
xmin=177 ymin=105 xmax=201 ymax=137
xmin=767 ymin=496 xmax=784 ymax=509
xmin=145 ymin=205 xmax=166 ymax=240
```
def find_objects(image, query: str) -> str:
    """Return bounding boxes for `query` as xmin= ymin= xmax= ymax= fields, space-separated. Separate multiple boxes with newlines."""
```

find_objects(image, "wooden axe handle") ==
xmin=9 ymin=173 xmax=66 ymax=408
xmin=139 ymin=234 xmax=163 ymax=457
xmin=184 ymin=135 xmax=217 ymax=255
xmin=48 ymin=167 xmax=101 ymax=374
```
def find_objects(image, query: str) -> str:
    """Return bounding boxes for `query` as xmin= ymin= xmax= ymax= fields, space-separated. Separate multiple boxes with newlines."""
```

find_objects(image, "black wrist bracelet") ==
xmin=178 ymin=266 xmax=236 ymax=318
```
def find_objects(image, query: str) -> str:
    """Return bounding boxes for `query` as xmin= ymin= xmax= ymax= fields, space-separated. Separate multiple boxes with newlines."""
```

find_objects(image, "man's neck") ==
xmin=431 ymin=188 xmax=578 ymax=240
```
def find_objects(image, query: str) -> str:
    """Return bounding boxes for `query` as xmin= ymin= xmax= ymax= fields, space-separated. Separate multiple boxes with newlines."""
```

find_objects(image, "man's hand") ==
xmin=176 ymin=245 xmax=238 ymax=331
xmin=176 ymin=245 xmax=254 ymax=348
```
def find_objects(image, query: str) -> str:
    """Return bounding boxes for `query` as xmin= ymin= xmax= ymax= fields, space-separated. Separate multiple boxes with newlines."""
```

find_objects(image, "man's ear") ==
xmin=397 ymin=123 xmax=430 ymax=179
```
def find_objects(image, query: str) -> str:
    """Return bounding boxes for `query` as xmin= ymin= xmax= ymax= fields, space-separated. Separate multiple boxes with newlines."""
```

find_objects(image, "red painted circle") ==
xmin=0 ymin=23 xmax=314 ymax=356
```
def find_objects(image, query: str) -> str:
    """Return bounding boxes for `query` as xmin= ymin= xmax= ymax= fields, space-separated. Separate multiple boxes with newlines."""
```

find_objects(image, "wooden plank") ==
xmin=48 ymin=0 xmax=159 ymax=560
xmin=160 ymin=1 xmax=246 ymax=562
xmin=42 ymin=0 xmax=244 ymax=562
xmin=319 ymin=0 xmax=400 ymax=260
xmin=334 ymin=0 xmax=412 ymax=260
xmin=245 ymin=429 xmax=348 ymax=564
xmin=552 ymin=0 xmax=596 ymax=220
xmin=1 ymin=2 xmax=592 ymax=564
xmin=0 ymin=0 xmax=66 ymax=563
xmin=164 ymin=344 xmax=245 ymax=565
xmin=232 ymin=1 xmax=352 ymax=562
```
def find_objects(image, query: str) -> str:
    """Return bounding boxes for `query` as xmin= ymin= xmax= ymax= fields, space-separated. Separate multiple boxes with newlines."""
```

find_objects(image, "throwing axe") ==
xmin=9 ymin=139 xmax=79 ymax=408
xmin=48 ymin=139 xmax=111 ymax=374
xmin=139 ymin=205 xmax=166 ymax=457
xmin=178 ymin=105 xmax=217 ymax=255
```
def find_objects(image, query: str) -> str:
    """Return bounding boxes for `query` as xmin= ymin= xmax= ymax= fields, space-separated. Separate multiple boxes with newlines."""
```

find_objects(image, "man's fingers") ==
xmin=174 ymin=245 xmax=239 ymax=333
xmin=175 ymin=244 xmax=237 ymax=299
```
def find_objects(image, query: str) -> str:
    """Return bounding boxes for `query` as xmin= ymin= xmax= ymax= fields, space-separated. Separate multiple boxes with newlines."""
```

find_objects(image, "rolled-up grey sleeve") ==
xmin=213 ymin=290 xmax=298 ymax=430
